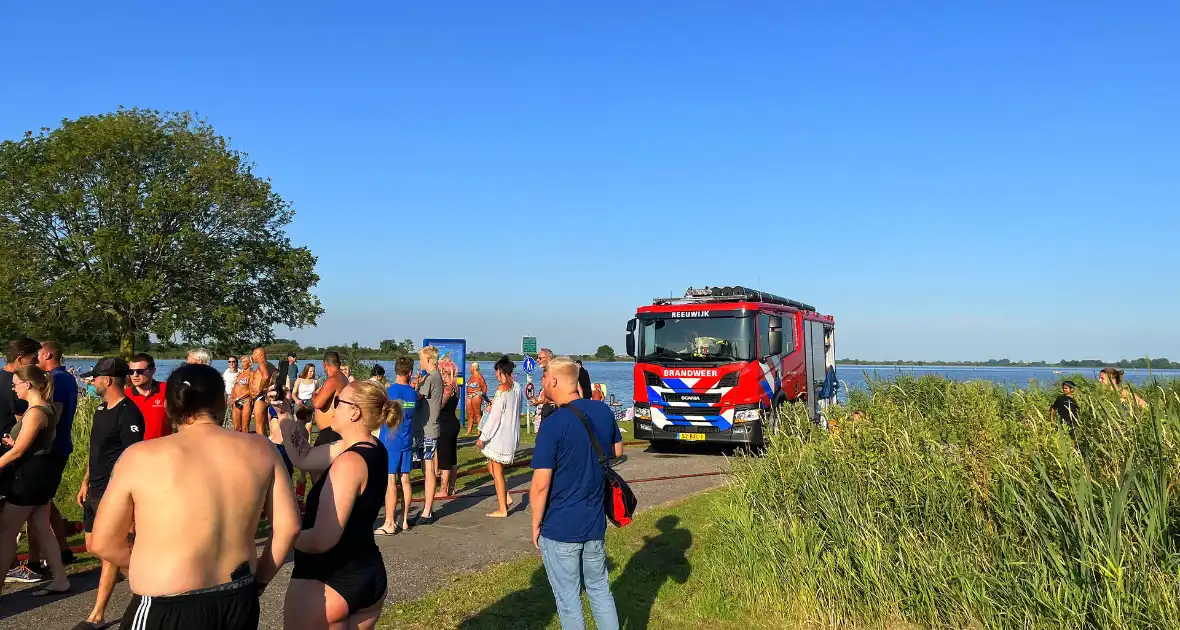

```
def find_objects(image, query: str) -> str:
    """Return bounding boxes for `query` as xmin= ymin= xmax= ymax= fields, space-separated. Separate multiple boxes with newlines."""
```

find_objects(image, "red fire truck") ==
xmin=626 ymin=286 xmax=837 ymax=447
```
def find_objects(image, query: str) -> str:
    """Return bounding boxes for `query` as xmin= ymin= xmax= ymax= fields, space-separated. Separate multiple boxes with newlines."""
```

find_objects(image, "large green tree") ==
xmin=0 ymin=108 xmax=323 ymax=357
xmin=595 ymin=344 xmax=616 ymax=361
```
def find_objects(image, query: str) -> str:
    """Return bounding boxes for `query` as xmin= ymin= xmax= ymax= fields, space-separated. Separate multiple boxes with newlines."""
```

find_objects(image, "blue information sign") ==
xmin=523 ymin=356 xmax=536 ymax=374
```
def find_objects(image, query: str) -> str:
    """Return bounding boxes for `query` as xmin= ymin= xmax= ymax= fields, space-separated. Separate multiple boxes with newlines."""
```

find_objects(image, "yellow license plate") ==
xmin=677 ymin=433 xmax=705 ymax=441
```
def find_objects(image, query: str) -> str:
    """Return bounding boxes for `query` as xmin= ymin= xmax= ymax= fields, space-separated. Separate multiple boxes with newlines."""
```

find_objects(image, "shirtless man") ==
xmin=89 ymin=363 xmax=300 ymax=630
xmin=251 ymin=348 xmax=275 ymax=436
xmin=311 ymin=352 xmax=350 ymax=443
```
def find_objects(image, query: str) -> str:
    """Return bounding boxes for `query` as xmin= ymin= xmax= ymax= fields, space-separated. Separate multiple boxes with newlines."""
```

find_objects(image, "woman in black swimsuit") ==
xmin=436 ymin=372 xmax=462 ymax=497
xmin=0 ymin=366 xmax=71 ymax=597
xmin=278 ymin=380 xmax=402 ymax=629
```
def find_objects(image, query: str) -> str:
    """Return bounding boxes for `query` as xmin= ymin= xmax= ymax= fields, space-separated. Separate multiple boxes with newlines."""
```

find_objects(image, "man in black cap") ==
xmin=1050 ymin=380 xmax=1080 ymax=431
xmin=74 ymin=357 xmax=145 ymax=630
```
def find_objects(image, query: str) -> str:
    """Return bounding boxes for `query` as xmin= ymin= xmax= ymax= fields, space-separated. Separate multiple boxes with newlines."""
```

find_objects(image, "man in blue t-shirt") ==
xmin=530 ymin=356 xmax=622 ymax=630
xmin=376 ymin=356 xmax=418 ymax=534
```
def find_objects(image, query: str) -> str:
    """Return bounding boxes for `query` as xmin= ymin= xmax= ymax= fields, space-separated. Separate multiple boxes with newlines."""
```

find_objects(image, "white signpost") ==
xmin=522 ymin=335 xmax=538 ymax=433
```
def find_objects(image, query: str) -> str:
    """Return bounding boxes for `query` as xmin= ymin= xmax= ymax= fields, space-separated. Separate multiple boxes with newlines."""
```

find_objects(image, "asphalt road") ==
xmin=0 ymin=444 xmax=730 ymax=630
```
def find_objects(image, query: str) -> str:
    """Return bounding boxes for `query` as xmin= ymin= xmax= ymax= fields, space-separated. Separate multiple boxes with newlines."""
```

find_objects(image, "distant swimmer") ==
xmin=89 ymin=364 xmax=300 ymax=630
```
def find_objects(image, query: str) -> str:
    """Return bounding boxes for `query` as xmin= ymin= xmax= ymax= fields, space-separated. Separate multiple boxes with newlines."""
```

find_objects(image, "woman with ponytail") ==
xmin=277 ymin=380 xmax=398 ymax=629
xmin=0 ymin=365 xmax=71 ymax=597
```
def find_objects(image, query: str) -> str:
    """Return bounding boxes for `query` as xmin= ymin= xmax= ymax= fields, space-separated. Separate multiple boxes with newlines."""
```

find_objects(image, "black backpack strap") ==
xmin=561 ymin=403 xmax=610 ymax=469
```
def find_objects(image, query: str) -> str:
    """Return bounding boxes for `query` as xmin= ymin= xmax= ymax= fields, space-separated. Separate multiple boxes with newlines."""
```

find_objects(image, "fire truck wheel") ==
xmin=769 ymin=394 xmax=788 ymax=435
xmin=647 ymin=440 xmax=678 ymax=454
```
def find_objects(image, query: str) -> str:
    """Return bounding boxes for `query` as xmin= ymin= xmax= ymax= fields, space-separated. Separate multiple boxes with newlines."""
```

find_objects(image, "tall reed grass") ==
xmin=706 ymin=375 xmax=1180 ymax=629
xmin=54 ymin=396 xmax=100 ymax=522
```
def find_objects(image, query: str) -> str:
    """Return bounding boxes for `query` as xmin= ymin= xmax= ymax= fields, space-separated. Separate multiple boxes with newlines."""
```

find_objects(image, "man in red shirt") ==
xmin=126 ymin=352 xmax=170 ymax=440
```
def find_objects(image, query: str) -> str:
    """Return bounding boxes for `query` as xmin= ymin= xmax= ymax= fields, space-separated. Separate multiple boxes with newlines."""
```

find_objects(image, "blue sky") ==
xmin=3 ymin=2 xmax=1178 ymax=361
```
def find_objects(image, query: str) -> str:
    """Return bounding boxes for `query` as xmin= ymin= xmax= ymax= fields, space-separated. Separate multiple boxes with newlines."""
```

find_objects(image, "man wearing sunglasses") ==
xmin=126 ymin=353 xmax=170 ymax=440
xmin=222 ymin=356 xmax=240 ymax=427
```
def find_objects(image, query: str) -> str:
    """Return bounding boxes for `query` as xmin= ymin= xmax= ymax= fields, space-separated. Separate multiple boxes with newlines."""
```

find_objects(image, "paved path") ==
xmin=0 ymin=445 xmax=729 ymax=630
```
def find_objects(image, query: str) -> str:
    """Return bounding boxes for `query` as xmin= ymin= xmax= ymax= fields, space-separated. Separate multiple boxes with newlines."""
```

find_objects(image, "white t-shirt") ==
xmin=222 ymin=369 xmax=239 ymax=395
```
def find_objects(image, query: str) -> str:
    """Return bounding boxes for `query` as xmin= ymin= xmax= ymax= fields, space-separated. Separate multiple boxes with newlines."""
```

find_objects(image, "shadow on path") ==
xmin=613 ymin=515 xmax=692 ymax=630
xmin=0 ymin=564 xmax=103 ymax=620
xmin=431 ymin=473 xmax=532 ymax=522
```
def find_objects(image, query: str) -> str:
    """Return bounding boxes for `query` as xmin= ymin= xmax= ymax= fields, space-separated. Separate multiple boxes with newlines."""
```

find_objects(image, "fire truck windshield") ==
xmin=638 ymin=316 xmax=754 ymax=362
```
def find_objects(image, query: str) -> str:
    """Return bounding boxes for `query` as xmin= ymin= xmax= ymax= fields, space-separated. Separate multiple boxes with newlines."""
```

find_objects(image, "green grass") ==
xmin=706 ymin=374 xmax=1180 ymax=629
xmin=377 ymin=491 xmax=769 ymax=630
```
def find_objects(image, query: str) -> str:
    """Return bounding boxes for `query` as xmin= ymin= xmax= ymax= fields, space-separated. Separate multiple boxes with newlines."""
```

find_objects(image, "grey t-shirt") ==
xmin=420 ymin=369 xmax=444 ymax=439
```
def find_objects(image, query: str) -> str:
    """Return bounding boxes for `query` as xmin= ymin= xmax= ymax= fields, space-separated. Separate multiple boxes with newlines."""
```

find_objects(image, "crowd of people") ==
xmin=0 ymin=339 xmax=624 ymax=630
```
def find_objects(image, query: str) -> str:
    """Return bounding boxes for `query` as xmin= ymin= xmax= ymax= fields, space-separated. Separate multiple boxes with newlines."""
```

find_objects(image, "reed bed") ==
xmin=706 ymin=375 xmax=1180 ymax=629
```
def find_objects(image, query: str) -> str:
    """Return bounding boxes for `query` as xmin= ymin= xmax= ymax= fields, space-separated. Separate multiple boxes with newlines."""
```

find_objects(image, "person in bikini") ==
xmin=276 ymin=380 xmax=398 ymax=629
xmin=230 ymin=355 xmax=253 ymax=432
xmin=88 ymin=364 xmax=300 ymax=630
xmin=465 ymin=362 xmax=489 ymax=437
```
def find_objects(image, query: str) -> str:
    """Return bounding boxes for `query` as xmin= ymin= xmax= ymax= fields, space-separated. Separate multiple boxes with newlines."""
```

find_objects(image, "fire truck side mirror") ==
xmin=768 ymin=316 xmax=783 ymax=355
xmin=768 ymin=330 xmax=783 ymax=356
xmin=625 ymin=319 xmax=637 ymax=357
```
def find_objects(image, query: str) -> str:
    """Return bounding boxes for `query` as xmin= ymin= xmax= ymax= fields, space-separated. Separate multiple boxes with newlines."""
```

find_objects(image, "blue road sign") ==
xmin=524 ymin=356 xmax=536 ymax=374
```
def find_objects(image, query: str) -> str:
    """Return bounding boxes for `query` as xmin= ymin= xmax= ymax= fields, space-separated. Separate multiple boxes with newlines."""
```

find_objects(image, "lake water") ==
xmin=58 ymin=359 xmax=1180 ymax=409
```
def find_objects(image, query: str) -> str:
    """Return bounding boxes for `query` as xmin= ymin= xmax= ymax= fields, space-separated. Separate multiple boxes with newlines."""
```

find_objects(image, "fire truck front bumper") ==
xmin=632 ymin=407 xmax=766 ymax=445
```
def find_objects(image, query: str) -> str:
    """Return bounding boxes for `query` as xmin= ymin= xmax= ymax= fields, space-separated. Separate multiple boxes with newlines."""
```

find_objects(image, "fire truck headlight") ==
xmin=733 ymin=408 xmax=762 ymax=423
xmin=634 ymin=406 xmax=652 ymax=420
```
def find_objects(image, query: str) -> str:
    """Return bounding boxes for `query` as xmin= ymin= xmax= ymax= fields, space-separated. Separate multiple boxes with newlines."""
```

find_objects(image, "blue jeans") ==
xmin=538 ymin=536 xmax=619 ymax=630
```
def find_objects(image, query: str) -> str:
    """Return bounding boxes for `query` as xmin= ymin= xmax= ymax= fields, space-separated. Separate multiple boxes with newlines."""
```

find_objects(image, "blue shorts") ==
xmin=420 ymin=437 xmax=438 ymax=462
xmin=389 ymin=449 xmax=414 ymax=475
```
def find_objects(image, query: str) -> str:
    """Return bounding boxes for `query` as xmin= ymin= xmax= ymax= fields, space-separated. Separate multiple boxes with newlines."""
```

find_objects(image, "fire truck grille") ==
xmin=718 ymin=373 xmax=738 ymax=387
xmin=661 ymin=424 xmax=721 ymax=434
xmin=661 ymin=392 xmax=721 ymax=404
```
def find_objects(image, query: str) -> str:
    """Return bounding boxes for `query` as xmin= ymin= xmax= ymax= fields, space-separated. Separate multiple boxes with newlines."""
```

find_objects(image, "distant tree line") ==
xmin=839 ymin=357 xmax=1179 ymax=369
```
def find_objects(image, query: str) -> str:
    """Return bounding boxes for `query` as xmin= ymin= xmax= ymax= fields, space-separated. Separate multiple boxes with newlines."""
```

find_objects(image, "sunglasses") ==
xmin=129 ymin=368 xmax=152 ymax=375
xmin=333 ymin=395 xmax=359 ymax=410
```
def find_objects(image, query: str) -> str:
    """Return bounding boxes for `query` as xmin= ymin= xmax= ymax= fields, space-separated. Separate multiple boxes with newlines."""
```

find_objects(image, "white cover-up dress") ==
xmin=479 ymin=382 xmax=522 ymax=464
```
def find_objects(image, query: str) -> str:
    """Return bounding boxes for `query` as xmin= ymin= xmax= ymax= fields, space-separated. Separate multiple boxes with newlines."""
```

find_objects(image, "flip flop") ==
xmin=31 ymin=585 xmax=71 ymax=597
xmin=373 ymin=526 xmax=398 ymax=536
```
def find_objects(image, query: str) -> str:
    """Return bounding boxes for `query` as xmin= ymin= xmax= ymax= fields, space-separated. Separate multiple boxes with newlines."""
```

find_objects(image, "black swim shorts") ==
xmin=120 ymin=565 xmax=258 ymax=630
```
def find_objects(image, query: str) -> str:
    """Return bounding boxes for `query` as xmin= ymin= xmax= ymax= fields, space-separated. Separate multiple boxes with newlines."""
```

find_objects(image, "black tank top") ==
xmin=293 ymin=440 xmax=388 ymax=580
